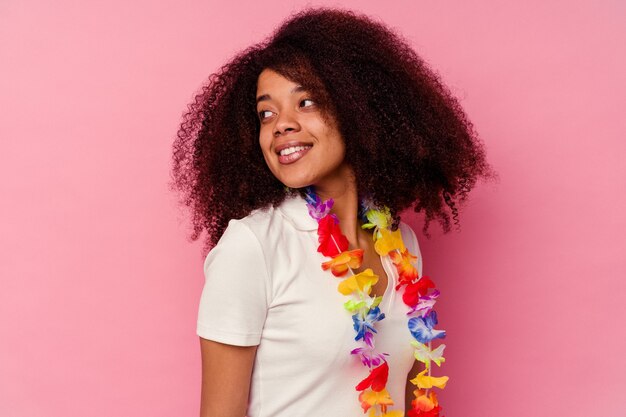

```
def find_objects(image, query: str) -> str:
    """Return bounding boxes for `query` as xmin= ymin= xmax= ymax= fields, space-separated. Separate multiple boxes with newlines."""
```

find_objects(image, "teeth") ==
xmin=279 ymin=145 xmax=310 ymax=156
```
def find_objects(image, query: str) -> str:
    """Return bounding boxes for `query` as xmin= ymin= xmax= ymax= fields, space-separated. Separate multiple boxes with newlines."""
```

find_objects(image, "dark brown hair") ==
xmin=171 ymin=7 xmax=495 ymax=251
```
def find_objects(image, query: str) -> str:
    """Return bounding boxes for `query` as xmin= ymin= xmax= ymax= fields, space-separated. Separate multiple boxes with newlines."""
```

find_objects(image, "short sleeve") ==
xmin=399 ymin=222 xmax=423 ymax=278
xmin=196 ymin=219 xmax=270 ymax=346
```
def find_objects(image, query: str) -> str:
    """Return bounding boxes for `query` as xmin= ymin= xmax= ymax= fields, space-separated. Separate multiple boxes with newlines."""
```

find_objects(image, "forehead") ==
xmin=257 ymin=69 xmax=300 ymax=92
xmin=256 ymin=69 xmax=306 ymax=104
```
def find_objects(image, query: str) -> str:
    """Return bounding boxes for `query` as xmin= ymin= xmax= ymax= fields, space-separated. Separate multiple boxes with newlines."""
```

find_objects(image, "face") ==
xmin=256 ymin=68 xmax=348 ymax=190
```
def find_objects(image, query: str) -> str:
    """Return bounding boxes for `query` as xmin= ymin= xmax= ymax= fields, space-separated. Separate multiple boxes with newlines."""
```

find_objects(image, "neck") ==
xmin=312 ymin=166 xmax=363 ymax=247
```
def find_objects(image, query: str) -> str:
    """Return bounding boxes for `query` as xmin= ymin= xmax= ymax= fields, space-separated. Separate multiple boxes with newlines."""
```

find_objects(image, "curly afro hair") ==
xmin=171 ymin=7 xmax=495 ymax=251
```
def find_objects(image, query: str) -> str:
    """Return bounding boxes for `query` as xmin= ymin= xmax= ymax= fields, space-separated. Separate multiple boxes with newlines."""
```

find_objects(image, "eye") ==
xmin=300 ymin=98 xmax=316 ymax=108
xmin=258 ymin=110 xmax=273 ymax=120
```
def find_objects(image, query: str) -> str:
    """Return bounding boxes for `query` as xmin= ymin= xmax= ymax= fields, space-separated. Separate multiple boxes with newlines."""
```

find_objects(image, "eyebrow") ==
xmin=256 ymin=85 xmax=306 ymax=104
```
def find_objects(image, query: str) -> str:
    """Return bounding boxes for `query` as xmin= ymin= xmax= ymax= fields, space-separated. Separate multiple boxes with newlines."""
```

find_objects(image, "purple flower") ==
xmin=304 ymin=187 xmax=334 ymax=221
xmin=407 ymin=289 xmax=440 ymax=316
xmin=351 ymin=344 xmax=389 ymax=368
xmin=363 ymin=331 xmax=374 ymax=348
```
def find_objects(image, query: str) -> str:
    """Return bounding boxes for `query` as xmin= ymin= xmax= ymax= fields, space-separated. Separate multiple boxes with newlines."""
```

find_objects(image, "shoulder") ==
xmin=231 ymin=194 xmax=317 ymax=242
xmin=207 ymin=194 xmax=316 ymax=266
xmin=398 ymin=221 xmax=418 ymax=250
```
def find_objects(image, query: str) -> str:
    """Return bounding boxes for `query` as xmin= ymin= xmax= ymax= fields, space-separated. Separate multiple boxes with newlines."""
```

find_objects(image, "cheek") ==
xmin=258 ymin=131 xmax=272 ymax=155
xmin=328 ymin=131 xmax=346 ymax=156
xmin=258 ymin=134 xmax=282 ymax=176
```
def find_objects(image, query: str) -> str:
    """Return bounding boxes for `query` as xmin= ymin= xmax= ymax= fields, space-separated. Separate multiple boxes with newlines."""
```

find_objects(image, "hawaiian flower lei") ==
xmin=303 ymin=186 xmax=449 ymax=417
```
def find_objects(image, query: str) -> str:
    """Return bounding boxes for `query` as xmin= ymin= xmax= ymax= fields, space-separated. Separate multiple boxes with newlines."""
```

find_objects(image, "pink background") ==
xmin=1 ymin=1 xmax=625 ymax=416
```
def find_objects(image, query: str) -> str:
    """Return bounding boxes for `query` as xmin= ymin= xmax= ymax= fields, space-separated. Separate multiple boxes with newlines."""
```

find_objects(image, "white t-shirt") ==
xmin=197 ymin=194 xmax=423 ymax=417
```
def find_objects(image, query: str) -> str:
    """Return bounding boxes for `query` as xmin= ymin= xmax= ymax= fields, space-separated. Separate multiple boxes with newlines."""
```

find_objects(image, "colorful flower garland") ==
xmin=304 ymin=187 xmax=449 ymax=417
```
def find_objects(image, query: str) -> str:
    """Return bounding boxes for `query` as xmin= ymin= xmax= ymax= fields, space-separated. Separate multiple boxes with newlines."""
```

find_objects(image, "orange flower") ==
xmin=369 ymin=409 xmax=404 ymax=417
xmin=389 ymin=248 xmax=418 ymax=285
xmin=358 ymin=388 xmax=394 ymax=413
xmin=411 ymin=389 xmax=439 ymax=412
xmin=321 ymin=249 xmax=364 ymax=277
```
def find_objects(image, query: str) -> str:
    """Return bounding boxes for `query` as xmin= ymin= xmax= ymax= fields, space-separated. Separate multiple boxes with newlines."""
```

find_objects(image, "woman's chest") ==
xmin=260 ymin=232 xmax=414 ymax=367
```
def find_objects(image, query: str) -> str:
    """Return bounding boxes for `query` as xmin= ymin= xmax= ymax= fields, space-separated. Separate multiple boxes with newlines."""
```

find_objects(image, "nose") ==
xmin=274 ymin=109 xmax=301 ymax=137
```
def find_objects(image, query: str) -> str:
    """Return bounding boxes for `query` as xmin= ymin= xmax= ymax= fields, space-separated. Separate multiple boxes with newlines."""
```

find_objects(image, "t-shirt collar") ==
xmin=277 ymin=193 xmax=318 ymax=231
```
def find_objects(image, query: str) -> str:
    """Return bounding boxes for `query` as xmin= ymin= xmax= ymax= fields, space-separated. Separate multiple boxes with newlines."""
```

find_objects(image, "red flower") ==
xmin=355 ymin=361 xmax=389 ymax=392
xmin=402 ymin=277 xmax=435 ymax=308
xmin=407 ymin=405 xmax=442 ymax=417
xmin=317 ymin=215 xmax=349 ymax=257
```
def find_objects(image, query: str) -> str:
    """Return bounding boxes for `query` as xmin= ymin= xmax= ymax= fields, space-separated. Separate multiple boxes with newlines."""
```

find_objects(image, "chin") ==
xmin=280 ymin=180 xmax=311 ymax=189
xmin=268 ymin=169 xmax=304 ymax=189
xmin=274 ymin=173 xmax=315 ymax=190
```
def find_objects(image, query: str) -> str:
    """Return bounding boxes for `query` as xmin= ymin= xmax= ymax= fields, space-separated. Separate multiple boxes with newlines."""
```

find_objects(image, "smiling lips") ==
xmin=276 ymin=142 xmax=313 ymax=164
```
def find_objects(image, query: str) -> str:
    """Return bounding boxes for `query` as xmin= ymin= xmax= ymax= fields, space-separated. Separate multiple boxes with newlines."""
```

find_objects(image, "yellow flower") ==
xmin=410 ymin=368 xmax=449 ymax=389
xmin=374 ymin=228 xmax=405 ymax=255
xmin=337 ymin=269 xmax=378 ymax=296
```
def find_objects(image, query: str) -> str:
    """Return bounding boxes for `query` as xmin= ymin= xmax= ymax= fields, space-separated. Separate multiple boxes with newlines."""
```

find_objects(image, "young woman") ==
xmin=172 ymin=8 xmax=493 ymax=417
